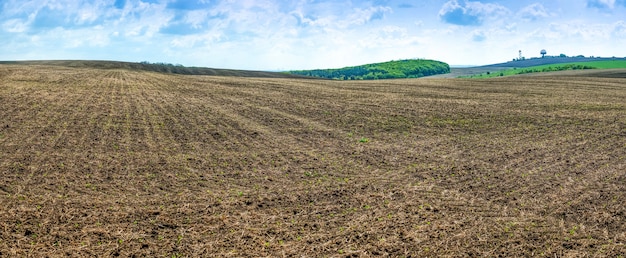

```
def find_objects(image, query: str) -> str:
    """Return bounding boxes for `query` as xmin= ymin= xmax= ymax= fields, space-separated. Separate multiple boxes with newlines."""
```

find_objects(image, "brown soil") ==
xmin=0 ymin=64 xmax=625 ymax=257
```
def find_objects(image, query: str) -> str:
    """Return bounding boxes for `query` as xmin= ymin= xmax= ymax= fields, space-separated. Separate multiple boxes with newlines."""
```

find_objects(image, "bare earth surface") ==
xmin=0 ymin=64 xmax=625 ymax=256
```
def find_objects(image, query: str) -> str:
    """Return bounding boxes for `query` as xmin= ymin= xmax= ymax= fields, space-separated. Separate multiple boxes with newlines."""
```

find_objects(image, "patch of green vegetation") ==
xmin=579 ymin=60 xmax=626 ymax=68
xmin=286 ymin=59 xmax=450 ymax=80
xmin=464 ymin=60 xmax=626 ymax=78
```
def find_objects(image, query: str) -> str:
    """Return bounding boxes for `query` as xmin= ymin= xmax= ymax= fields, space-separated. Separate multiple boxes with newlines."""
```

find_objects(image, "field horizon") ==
xmin=1 ymin=63 xmax=625 ymax=256
xmin=4 ymin=58 xmax=626 ymax=80
xmin=0 ymin=60 xmax=313 ymax=79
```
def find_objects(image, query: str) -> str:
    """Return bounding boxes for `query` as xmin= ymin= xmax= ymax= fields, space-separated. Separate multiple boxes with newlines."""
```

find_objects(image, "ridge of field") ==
xmin=1 ymin=64 xmax=625 ymax=256
xmin=286 ymin=59 xmax=450 ymax=80
xmin=0 ymin=60 xmax=313 ymax=79
xmin=463 ymin=60 xmax=626 ymax=78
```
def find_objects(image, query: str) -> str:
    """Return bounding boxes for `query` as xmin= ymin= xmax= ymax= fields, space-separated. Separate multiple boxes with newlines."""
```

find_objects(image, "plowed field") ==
xmin=1 ymin=65 xmax=625 ymax=257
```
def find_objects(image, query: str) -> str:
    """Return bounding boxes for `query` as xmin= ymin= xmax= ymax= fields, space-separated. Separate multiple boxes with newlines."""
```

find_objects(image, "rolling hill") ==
xmin=286 ymin=59 xmax=450 ymax=80
xmin=0 ymin=60 xmax=312 ymax=79
xmin=481 ymin=56 xmax=625 ymax=68
xmin=462 ymin=60 xmax=626 ymax=78
xmin=428 ymin=57 xmax=626 ymax=78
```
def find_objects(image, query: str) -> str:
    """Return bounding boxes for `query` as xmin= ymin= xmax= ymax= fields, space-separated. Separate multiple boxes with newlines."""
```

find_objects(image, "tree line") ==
xmin=514 ymin=64 xmax=595 ymax=75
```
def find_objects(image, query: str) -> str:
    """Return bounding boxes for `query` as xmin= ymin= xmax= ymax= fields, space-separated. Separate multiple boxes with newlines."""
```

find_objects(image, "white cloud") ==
xmin=73 ymin=2 xmax=106 ymax=25
xmin=347 ymin=6 xmax=392 ymax=26
xmin=587 ymin=0 xmax=616 ymax=9
xmin=438 ymin=0 xmax=510 ymax=26
xmin=2 ymin=19 xmax=29 ymax=33
xmin=289 ymin=1 xmax=392 ymax=30
xmin=169 ymin=32 xmax=224 ymax=48
xmin=519 ymin=3 xmax=550 ymax=21
xmin=612 ymin=20 xmax=626 ymax=37
xmin=37 ymin=26 xmax=112 ymax=48
xmin=472 ymin=30 xmax=486 ymax=42
xmin=549 ymin=21 xmax=612 ymax=40
xmin=117 ymin=2 xmax=171 ymax=38
xmin=184 ymin=10 xmax=210 ymax=28
xmin=357 ymin=26 xmax=422 ymax=49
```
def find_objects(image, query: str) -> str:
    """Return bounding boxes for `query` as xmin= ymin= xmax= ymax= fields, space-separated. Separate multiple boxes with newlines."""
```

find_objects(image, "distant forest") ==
xmin=287 ymin=59 xmax=450 ymax=80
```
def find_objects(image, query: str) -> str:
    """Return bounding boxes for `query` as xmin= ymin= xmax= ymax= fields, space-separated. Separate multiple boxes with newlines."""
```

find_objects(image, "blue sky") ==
xmin=1 ymin=0 xmax=625 ymax=70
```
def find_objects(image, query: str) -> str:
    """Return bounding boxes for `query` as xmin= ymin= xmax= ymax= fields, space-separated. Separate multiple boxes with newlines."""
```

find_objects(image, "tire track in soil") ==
xmin=158 ymin=77 xmax=408 ymax=197
xmin=99 ymin=71 xmax=208 ymax=194
xmin=178 ymin=81 xmax=324 ymax=182
xmin=0 ymin=68 xmax=101 ymax=195
xmin=34 ymin=72 xmax=104 ymax=196
xmin=496 ymin=105 xmax=624 ymax=212
xmin=412 ymin=77 xmax=626 ymax=254
xmin=541 ymin=131 xmax=626 ymax=238
xmin=14 ymin=71 xmax=103 ymax=195
xmin=138 ymin=73 xmax=266 ymax=154
xmin=264 ymin=76 xmax=610 ymax=254
xmin=164 ymin=77 xmax=590 ymax=256
xmin=177 ymin=77 xmax=392 ymax=188
xmin=125 ymin=73 xmax=289 ymax=193
xmin=258 ymin=76 xmax=624 ymax=254
xmin=213 ymin=93 xmax=344 ymax=149
xmin=93 ymin=70 xmax=149 ymax=174
xmin=139 ymin=74 xmax=227 ymax=151
xmin=449 ymin=132 xmax=623 ymax=242
xmin=169 ymin=76 xmax=325 ymax=153
xmin=187 ymin=77 xmax=417 ymax=149
xmin=126 ymin=72 xmax=178 ymax=154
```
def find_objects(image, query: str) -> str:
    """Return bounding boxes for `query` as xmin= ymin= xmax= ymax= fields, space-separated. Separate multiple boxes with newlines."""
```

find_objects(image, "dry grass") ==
xmin=0 ymin=64 xmax=625 ymax=257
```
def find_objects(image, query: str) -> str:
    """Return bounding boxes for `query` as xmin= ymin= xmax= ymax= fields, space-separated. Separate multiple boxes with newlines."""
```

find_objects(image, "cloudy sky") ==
xmin=1 ymin=0 xmax=625 ymax=70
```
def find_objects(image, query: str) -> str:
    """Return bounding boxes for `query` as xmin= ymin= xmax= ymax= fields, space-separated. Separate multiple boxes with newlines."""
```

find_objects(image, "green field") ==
xmin=464 ymin=60 xmax=626 ymax=78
